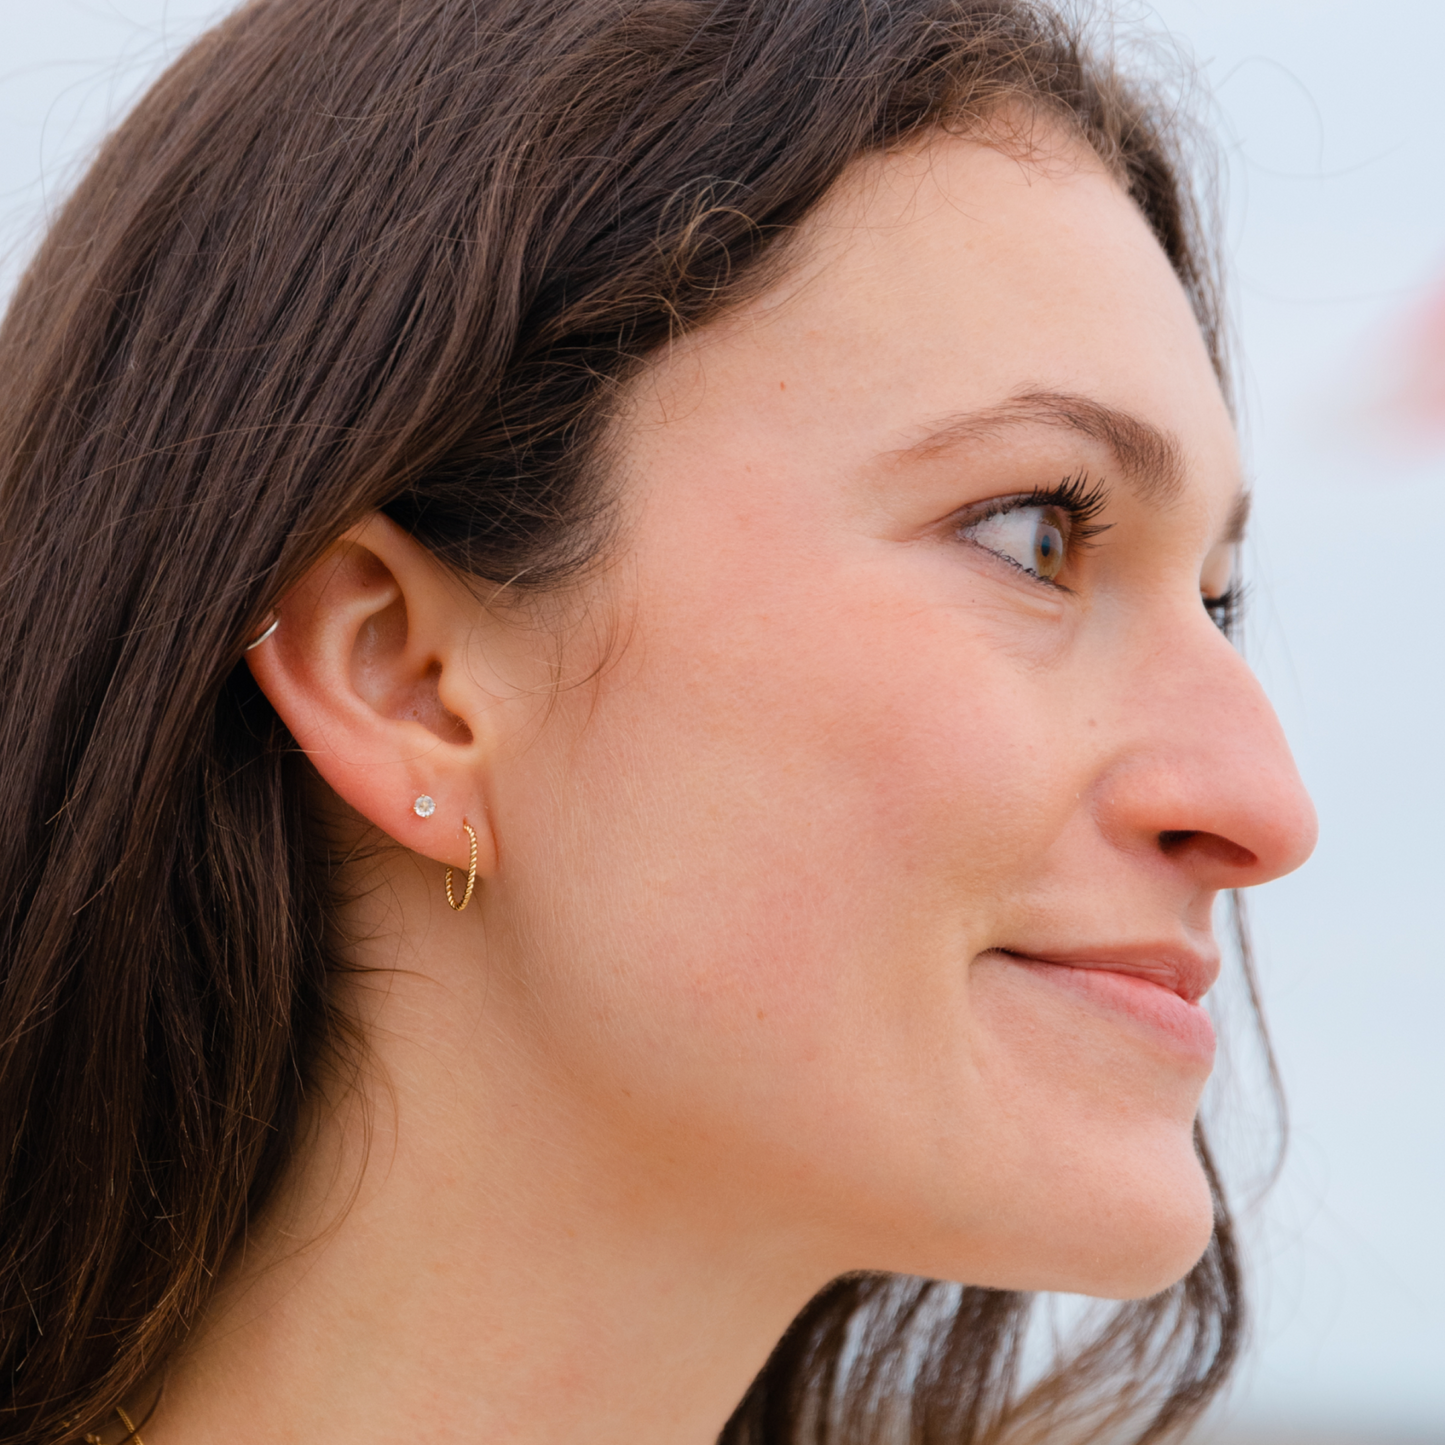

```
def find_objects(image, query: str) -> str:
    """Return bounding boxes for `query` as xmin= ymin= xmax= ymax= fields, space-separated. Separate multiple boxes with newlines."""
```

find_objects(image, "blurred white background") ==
xmin=1140 ymin=2 xmax=1445 ymax=1439
xmin=3 ymin=1 xmax=1442 ymax=1439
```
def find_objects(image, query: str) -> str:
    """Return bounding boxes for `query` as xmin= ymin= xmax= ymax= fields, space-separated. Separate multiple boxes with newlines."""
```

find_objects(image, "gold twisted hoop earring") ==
xmin=445 ymin=820 xmax=478 ymax=912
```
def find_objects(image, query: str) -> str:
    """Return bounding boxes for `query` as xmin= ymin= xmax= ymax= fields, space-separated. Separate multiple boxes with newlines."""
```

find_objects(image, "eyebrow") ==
xmin=1221 ymin=487 xmax=1252 ymax=546
xmin=891 ymin=389 xmax=1189 ymax=505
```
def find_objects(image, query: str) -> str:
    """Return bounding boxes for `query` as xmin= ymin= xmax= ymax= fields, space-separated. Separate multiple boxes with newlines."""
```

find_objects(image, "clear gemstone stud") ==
xmin=413 ymin=794 xmax=436 ymax=819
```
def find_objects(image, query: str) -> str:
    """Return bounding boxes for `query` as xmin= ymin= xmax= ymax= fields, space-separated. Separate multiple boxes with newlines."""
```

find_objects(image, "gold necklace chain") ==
xmin=81 ymin=1405 xmax=145 ymax=1445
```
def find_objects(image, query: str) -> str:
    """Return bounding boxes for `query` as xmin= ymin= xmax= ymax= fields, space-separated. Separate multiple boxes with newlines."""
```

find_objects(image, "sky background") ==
xmin=2 ymin=1 xmax=1442 ymax=1438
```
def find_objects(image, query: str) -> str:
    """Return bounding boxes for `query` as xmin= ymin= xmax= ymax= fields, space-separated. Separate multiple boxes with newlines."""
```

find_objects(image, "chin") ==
xmin=896 ymin=1127 xmax=1220 ymax=1302
xmin=1087 ymin=1221 xmax=1217 ymax=1301
xmin=1044 ymin=1149 xmax=1219 ymax=1301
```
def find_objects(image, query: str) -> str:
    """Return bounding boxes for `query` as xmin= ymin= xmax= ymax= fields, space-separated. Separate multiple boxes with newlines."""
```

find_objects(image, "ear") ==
xmin=246 ymin=513 xmax=498 ymax=873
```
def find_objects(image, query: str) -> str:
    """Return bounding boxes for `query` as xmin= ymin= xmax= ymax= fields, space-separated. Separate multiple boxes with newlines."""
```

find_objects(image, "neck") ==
xmin=145 ymin=851 xmax=828 ymax=1445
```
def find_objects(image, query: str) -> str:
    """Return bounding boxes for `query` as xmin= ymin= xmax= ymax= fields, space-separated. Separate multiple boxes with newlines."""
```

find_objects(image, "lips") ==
xmin=992 ymin=944 xmax=1219 ymax=1062
xmin=1004 ymin=944 xmax=1220 ymax=1005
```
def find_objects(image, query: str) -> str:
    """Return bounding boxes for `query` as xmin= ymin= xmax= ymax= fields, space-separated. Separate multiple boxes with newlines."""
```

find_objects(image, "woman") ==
xmin=0 ymin=1 xmax=1316 ymax=1441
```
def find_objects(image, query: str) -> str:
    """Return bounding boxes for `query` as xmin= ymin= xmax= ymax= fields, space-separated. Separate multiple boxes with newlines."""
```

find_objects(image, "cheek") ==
xmin=487 ymin=560 xmax=1084 ymax=1176
xmin=485 ymin=540 xmax=1215 ymax=1295
xmin=603 ymin=561 xmax=1073 ymax=974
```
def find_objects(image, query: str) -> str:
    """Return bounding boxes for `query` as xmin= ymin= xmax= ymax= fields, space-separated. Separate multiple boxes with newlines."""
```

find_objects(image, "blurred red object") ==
xmin=1394 ymin=278 xmax=1445 ymax=432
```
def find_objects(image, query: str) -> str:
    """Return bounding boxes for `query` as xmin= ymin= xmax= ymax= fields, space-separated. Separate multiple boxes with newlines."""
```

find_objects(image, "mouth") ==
xmin=990 ymin=945 xmax=1219 ymax=1063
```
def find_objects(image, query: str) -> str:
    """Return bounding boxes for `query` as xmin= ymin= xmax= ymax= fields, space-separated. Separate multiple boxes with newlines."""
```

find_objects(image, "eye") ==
xmin=958 ymin=503 xmax=1071 ymax=582
xmin=1203 ymin=586 xmax=1240 ymax=634
xmin=1200 ymin=539 xmax=1239 ymax=633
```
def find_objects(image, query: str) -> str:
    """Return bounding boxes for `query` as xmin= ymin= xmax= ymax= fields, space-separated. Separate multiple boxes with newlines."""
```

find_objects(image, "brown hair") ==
xmin=0 ymin=2 xmax=1242 ymax=1441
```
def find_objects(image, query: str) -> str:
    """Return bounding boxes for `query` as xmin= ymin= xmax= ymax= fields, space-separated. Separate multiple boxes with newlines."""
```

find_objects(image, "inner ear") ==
xmin=407 ymin=659 xmax=474 ymax=744
xmin=349 ymin=552 xmax=474 ymax=746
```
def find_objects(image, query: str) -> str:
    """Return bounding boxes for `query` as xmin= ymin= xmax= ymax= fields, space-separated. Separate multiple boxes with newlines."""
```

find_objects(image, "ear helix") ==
xmin=413 ymin=796 xmax=477 ymax=912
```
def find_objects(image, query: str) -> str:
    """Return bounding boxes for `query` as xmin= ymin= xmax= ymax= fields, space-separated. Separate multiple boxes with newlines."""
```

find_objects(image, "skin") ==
xmin=140 ymin=126 xmax=1315 ymax=1445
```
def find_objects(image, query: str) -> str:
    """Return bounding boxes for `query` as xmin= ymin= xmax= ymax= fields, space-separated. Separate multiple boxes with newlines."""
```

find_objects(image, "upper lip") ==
xmin=996 ymin=944 xmax=1220 ymax=1005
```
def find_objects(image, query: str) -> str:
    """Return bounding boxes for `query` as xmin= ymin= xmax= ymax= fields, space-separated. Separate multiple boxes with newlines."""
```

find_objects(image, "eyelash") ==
xmin=954 ymin=478 xmax=1245 ymax=629
xmin=1013 ymin=471 xmax=1111 ymax=544
xmin=1204 ymin=583 xmax=1243 ymax=634
xmin=953 ymin=471 xmax=1112 ymax=580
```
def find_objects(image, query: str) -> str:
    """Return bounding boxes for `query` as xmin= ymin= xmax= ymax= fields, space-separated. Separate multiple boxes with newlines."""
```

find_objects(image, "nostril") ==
xmin=1158 ymin=829 xmax=1257 ymax=868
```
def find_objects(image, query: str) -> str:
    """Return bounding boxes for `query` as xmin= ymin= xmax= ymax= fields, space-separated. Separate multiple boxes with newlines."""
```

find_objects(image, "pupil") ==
xmin=1034 ymin=519 xmax=1064 ymax=578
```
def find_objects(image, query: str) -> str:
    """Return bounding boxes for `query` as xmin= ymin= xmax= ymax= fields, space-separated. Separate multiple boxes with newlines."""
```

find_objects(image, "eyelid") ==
xmin=1203 ymin=578 xmax=1246 ymax=636
xmin=951 ymin=474 xmax=1110 ymax=533
xmin=948 ymin=474 xmax=1112 ymax=587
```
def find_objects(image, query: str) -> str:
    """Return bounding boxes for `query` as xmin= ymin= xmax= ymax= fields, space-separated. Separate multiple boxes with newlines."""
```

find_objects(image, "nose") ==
xmin=1093 ymin=625 xmax=1318 ymax=893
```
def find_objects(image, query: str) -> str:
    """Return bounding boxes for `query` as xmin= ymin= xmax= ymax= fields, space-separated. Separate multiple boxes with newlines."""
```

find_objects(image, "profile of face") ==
xmin=257 ymin=125 xmax=1317 ymax=1306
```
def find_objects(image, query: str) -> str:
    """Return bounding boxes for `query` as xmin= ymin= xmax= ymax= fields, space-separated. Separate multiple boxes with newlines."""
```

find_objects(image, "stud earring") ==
xmin=413 ymin=795 xmax=436 ymax=818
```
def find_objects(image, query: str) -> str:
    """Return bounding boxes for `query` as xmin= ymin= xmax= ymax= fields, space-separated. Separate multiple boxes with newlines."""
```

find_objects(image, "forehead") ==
xmin=630 ymin=125 xmax=1239 ymax=513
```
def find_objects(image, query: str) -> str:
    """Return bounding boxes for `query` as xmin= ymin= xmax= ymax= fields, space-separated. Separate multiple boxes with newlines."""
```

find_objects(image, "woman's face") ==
xmin=477 ymin=128 xmax=1316 ymax=1298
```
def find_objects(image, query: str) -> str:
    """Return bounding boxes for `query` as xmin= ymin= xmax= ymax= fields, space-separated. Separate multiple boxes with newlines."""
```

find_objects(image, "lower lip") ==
xmin=1009 ymin=958 xmax=1217 ymax=1065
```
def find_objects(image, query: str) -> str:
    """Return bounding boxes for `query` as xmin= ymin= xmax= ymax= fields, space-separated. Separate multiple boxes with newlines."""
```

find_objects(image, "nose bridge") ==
xmin=1096 ymin=621 xmax=1317 ymax=886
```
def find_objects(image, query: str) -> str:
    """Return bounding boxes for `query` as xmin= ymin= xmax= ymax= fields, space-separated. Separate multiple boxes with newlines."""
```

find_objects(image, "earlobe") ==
xmin=245 ymin=514 xmax=499 ymax=875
